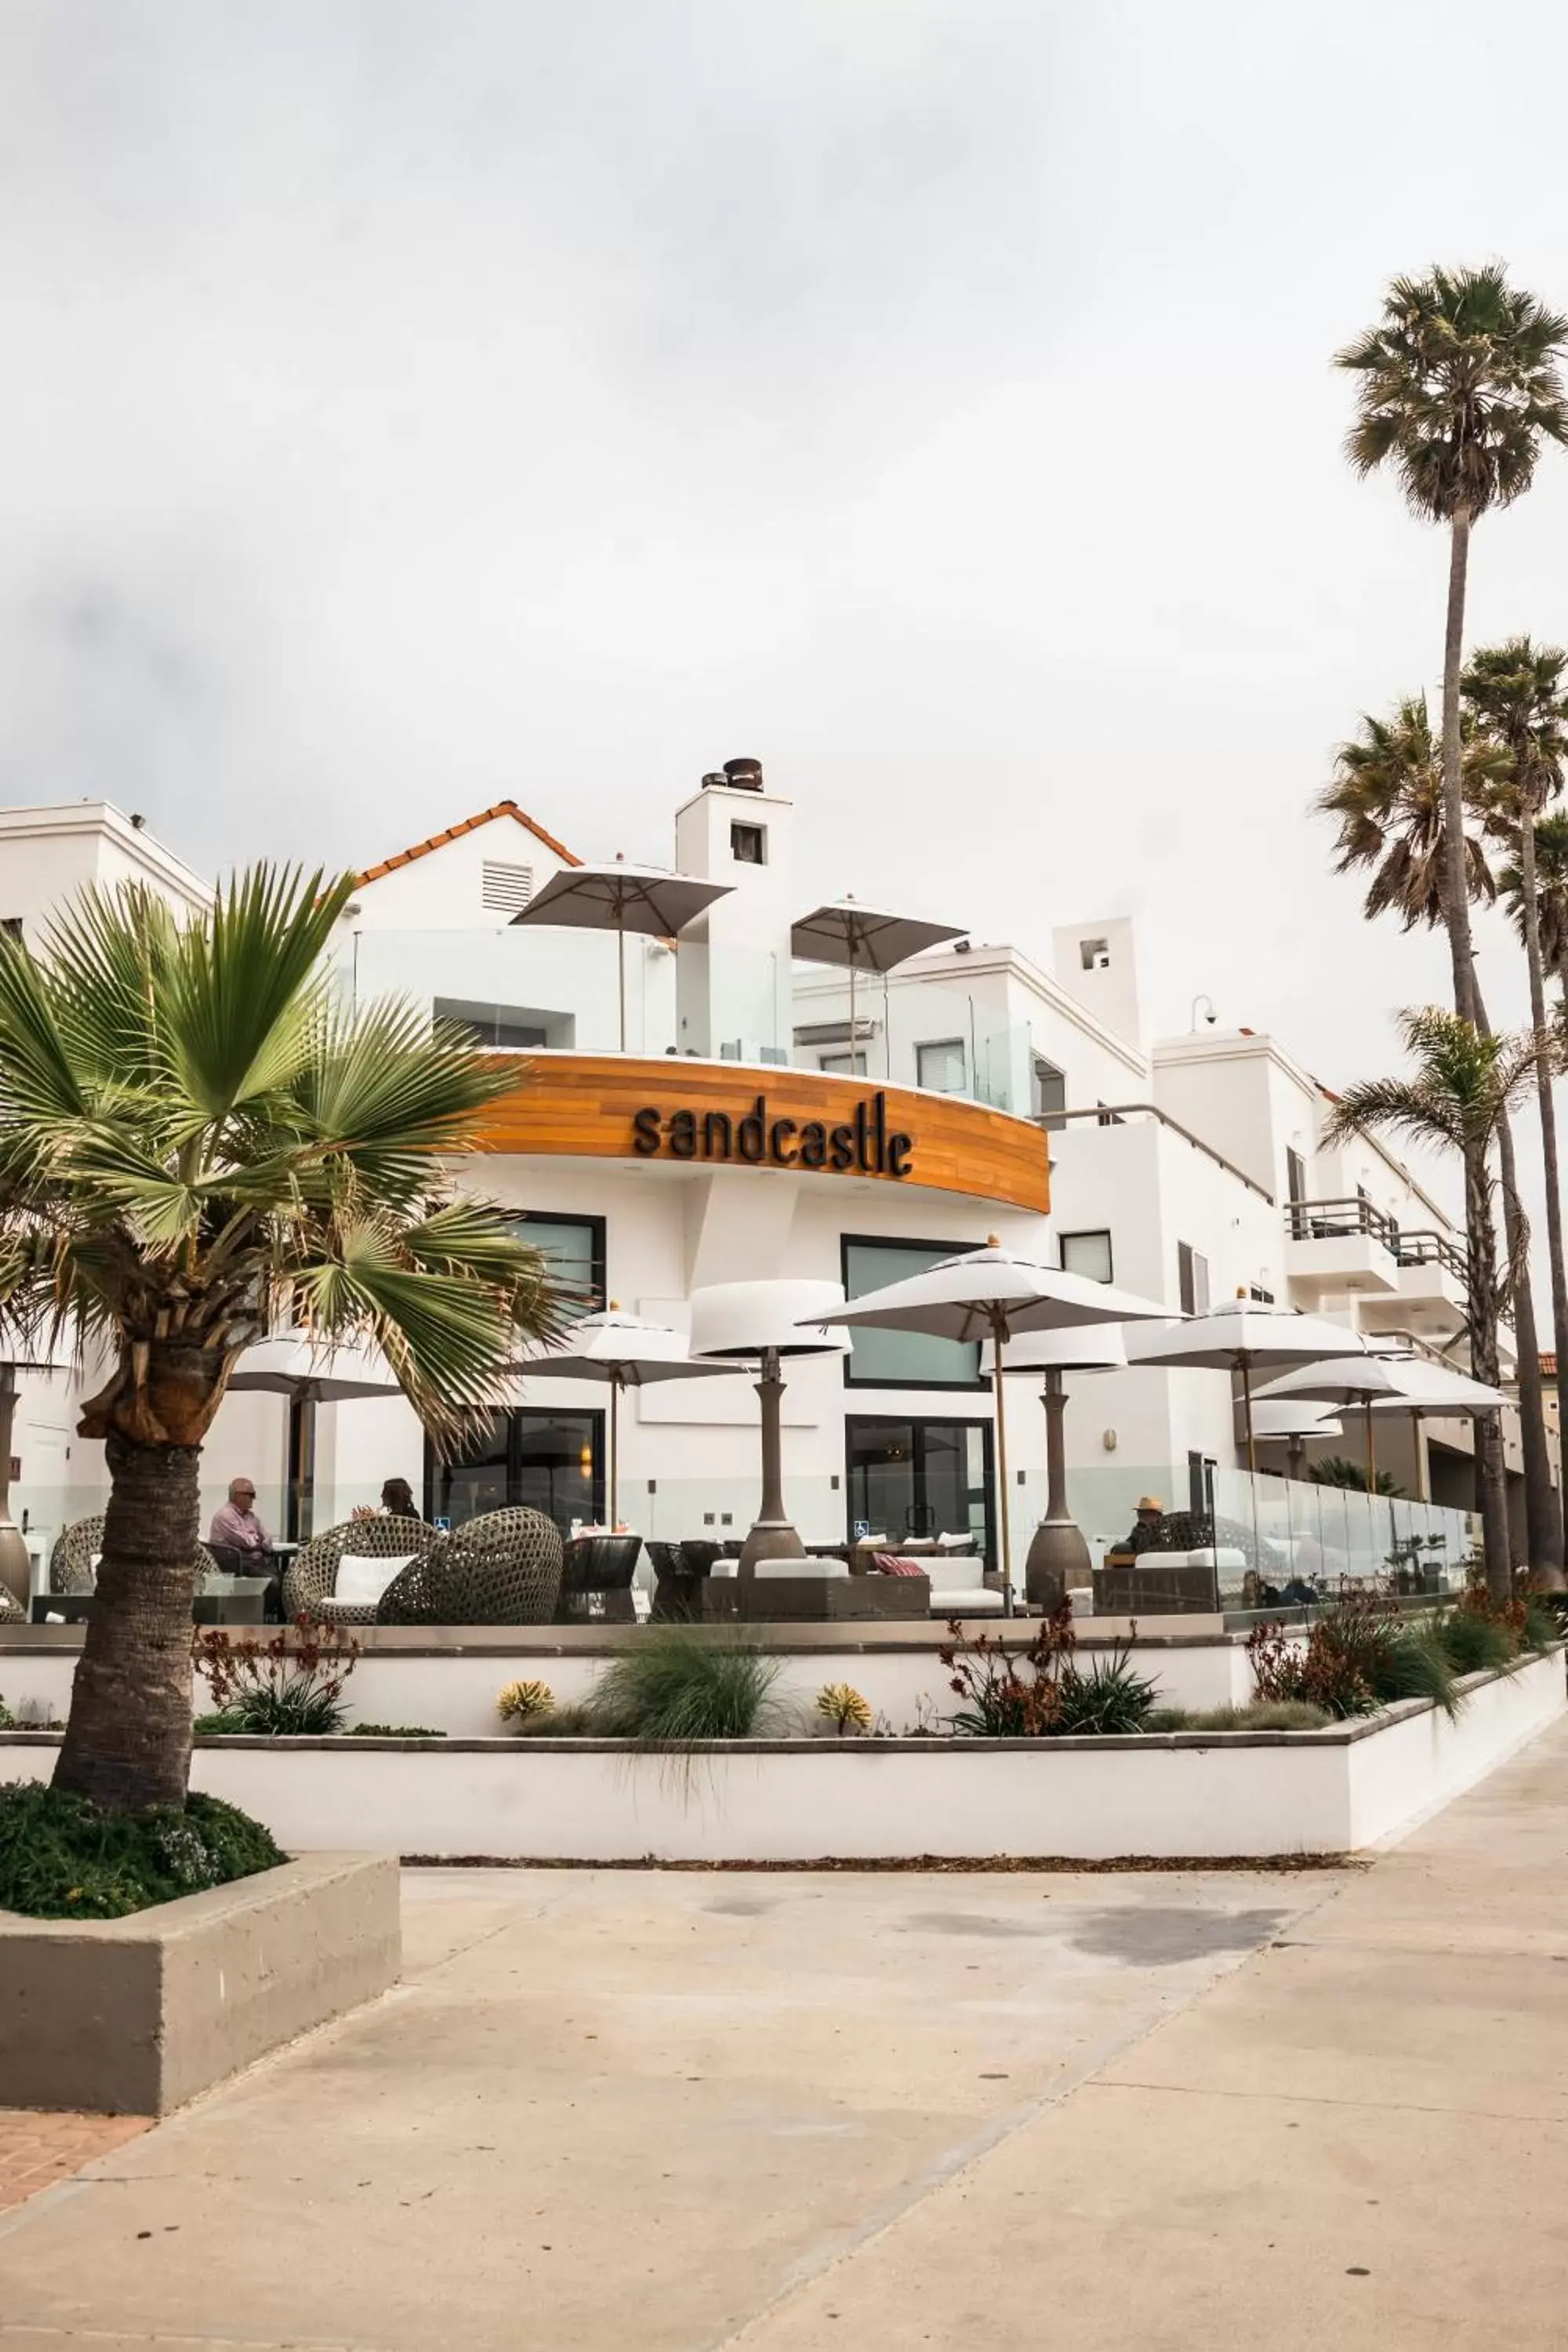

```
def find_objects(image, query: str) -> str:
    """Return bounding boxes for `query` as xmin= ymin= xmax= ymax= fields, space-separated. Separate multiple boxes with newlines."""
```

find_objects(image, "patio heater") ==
xmin=688 ymin=1280 xmax=851 ymax=1572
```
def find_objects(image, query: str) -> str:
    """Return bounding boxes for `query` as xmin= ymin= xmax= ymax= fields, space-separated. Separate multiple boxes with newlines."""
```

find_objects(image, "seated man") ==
xmin=209 ymin=1477 xmax=270 ymax=1555
xmin=1121 ymin=1496 xmax=1168 ymax=1557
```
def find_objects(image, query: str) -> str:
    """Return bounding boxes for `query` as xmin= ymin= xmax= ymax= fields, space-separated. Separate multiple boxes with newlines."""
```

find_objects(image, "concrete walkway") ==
xmin=2 ymin=1719 xmax=1566 ymax=2348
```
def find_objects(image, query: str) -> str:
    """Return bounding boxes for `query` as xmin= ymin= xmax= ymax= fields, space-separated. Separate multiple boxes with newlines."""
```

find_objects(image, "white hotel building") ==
xmin=0 ymin=767 xmax=1531 ymax=1584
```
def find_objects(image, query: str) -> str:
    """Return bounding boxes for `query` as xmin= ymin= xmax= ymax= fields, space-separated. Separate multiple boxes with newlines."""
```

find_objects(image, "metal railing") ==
xmin=1286 ymin=1195 xmax=1399 ymax=1248
xmin=1046 ymin=1105 xmax=1276 ymax=1203
xmin=1394 ymin=1229 xmax=1468 ymax=1283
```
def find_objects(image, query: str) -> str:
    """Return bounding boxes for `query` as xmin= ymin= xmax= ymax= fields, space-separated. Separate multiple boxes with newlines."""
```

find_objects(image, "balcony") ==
xmin=1284 ymin=1197 xmax=1402 ymax=1298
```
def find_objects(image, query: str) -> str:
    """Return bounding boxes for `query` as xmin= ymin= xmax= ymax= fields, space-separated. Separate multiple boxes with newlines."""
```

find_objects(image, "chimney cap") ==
xmin=722 ymin=757 xmax=764 ymax=791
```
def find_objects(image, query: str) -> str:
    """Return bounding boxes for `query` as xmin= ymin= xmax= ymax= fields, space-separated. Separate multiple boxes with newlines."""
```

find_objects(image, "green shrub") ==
xmin=193 ymin=1711 xmax=245 ymax=1737
xmin=191 ymin=1621 xmax=358 ymax=1736
xmin=0 ymin=1783 xmax=284 ymax=1919
xmin=585 ymin=1627 xmax=782 ymax=1743
xmin=1437 ymin=1607 xmax=1517 ymax=1676
xmin=1369 ymin=1621 xmax=1461 ymax=1719
xmin=1522 ymin=1597 xmax=1561 ymax=1653
xmin=348 ymin=1724 xmax=447 ymax=1739
xmin=1053 ymin=1651 xmax=1161 ymax=1736
xmin=509 ymin=1702 xmax=598 ymax=1737
xmin=1155 ymin=1700 xmax=1333 ymax=1733
xmin=1308 ymin=1457 xmax=1404 ymax=1495
xmin=1250 ymin=1596 xmax=1465 ymax=1721
xmin=0 ymin=1693 xmax=14 ymax=1731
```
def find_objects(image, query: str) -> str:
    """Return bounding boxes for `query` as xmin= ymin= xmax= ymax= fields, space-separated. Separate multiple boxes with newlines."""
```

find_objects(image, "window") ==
xmin=428 ymin=1406 xmax=604 ymax=1536
xmin=916 ymin=1039 xmax=967 ymax=1095
xmin=514 ymin=1213 xmax=606 ymax=1320
xmin=1096 ymin=1102 xmax=1124 ymax=1126
xmin=1060 ymin=1229 xmax=1113 ymax=1284
xmin=435 ymin=996 xmax=550 ymax=1051
xmin=731 ymin=821 xmax=766 ymax=866
xmin=845 ymin=1417 xmax=994 ymax=1564
xmin=1177 ymin=1241 xmax=1210 ymax=1316
xmin=1286 ymin=1148 xmax=1306 ymax=1206
xmin=1080 ymin=936 xmax=1110 ymax=970
xmin=820 ymin=1051 xmax=867 ymax=1076
xmin=1031 ymin=1055 xmax=1066 ymax=1131
xmin=1247 ymin=1283 xmax=1275 ymax=1304
xmin=841 ymin=1237 xmax=984 ymax=1388
xmin=481 ymin=861 xmax=533 ymax=915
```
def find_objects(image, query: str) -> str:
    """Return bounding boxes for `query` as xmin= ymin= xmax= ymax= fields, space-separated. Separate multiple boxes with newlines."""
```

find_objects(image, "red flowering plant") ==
xmin=192 ymin=1617 xmax=360 ymax=1736
xmin=938 ymin=1602 xmax=1076 ymax=1737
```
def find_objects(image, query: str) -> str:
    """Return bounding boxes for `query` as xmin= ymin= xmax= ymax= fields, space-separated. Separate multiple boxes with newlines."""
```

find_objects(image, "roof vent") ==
xmin=482 ymin=860 xmax=534 ymax=914
xmin=722 ymin=757 xmax=764 ymax=792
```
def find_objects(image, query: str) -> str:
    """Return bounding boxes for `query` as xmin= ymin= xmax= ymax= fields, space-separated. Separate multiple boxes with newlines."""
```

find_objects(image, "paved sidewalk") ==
xmin=1 ymin=1717 xmax=1564 ymax=2348
xmin=0 ymin=2114 xmax=148 ymax=2218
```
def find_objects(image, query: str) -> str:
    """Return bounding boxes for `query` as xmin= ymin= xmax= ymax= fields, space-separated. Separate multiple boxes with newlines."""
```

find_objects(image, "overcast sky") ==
xmin=7 ymin=0 xmax=1568 ymax=1243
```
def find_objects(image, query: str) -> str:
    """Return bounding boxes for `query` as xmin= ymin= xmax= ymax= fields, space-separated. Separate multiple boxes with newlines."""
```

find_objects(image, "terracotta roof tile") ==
xmin=354 ymin=801 xmax=580 ymax=888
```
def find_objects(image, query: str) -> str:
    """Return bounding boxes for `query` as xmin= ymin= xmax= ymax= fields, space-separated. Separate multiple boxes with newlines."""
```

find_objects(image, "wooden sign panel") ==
xmin=474 ymin=1055 xmax=1051 ymax=1216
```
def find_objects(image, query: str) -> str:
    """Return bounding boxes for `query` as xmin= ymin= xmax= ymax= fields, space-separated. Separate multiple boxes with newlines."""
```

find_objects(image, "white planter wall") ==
xmin=3 ymin=1654 xmax=1556 ymax=1863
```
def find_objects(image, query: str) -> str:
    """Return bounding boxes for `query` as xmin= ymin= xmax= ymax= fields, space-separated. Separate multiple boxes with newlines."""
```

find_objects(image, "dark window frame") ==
xmin=916 ymin=1037 xmax=967 ymax=1094
xmin=1178 ymin=1240 xmax=1210 ymax=1316
xmin=514 ymin=1210 xmax=607 ymax=1319
xmin=843 ymin=1411 xmax=997 ymax=1568
xmin=1058 ymin=1228 xmax=1114 ymax=1284
xmin=730 ymin=820 xmax=767 ymax=866
xmin=424 ymin=1403 xmax=606 ymax=1531
xmin=1286 ymin=1147 xmax=1306 ymax=1206
xmin=840 ymin=1232 xmax=988 ymax=1392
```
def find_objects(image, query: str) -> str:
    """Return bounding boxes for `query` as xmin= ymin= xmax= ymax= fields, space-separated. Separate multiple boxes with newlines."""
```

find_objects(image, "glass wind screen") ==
xmin=844 ymin=1240 xmax=982 ymax=1387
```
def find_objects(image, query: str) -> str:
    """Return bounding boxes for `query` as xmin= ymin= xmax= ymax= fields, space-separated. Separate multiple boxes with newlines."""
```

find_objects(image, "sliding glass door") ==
xmin=844 ymin=1417 xmax=994 ymax=1563
xmin=427 ymin=1407 xmax=604 ymax=1536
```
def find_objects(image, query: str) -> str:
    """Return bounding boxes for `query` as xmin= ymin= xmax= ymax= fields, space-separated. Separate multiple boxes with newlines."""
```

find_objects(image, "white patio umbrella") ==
xmin=511 ymin=858 xmax=734 ymax=1050
xmin=1252 ymin=1352 xmax=1487 ymax=1495
xmin=1123 ymin=1301 xmax=1370 ymax=1475
xmin=790 ymin=898 xmax=967 ymax=1075
xmin=1250 ymin=1399 xmax=1345 ymax=1482
xmin=814 ymin=1244 xmax=1169 ymax=1614
xmin=226 ymin=1336 xmax=404 ymax=1403
xmin=511 ymin=1306 xmax=745 ymax=1526
xmin=227 ymin=1336 xmax=406 ymax=1544
xmin=1258 ymin=1355 xmax=1503 ymax=1502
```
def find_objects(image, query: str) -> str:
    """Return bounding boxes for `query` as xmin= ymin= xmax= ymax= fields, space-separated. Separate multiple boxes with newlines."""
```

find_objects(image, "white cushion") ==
xmin=335 ymin=1552 xmax=415 ymax=1605
xmin=931 ymin=1588 xmax=1004 ymax=1613
xmin=1185 ymin=1548 xmax=1244 ymax=1570
xmin=753 ymin=1559 xmax=850 ymax=1580
xmin=925 ymin=1555 xmax=985 ymax=1590
xmin=935 ymin=1532 xmax=976 ymax=1552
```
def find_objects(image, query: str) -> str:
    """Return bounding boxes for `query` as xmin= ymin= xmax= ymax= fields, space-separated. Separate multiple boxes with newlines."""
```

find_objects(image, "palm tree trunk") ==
xmin=1465 ymin=1159 xmax=1514 ymax=1605
xmin=1441 ymin=510 xmax=1477 ymax=1022
xmin=53 ymin=1430 xmax=199 ymax=1812
xmin=1519 ymin=808 xmax=1568 ymax=1578
xmin=1472 ymin=979 xmax=1560 ymax=1578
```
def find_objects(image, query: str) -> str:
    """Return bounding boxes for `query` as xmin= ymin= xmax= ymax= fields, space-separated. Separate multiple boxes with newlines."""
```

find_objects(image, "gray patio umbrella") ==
xmin=815 ymin=1244 xmax=1168 ymax=1614
xmin=790 ymin=898 xmax=967 ymax=1075
xmin=1366 ymin=1363 xmax=1504 ymax=1504
xmin=1123 ymin=1302 xmax=1370 ymax=1475
xmin=512 ymin=1306 xmax=745 ymax=1526
xmin=512 ymin=858 xmax=735 ymax=1051
xmin=227 ymin=1337 xmax=405 ymax=1541
xmin=1258 ymin=1354 xmax=1502 ymax=1499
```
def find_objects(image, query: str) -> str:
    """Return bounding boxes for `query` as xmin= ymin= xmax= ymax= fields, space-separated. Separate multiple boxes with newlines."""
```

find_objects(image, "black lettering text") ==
xmin=854 ymin=1099 xmax=873 ymax=1173
xmin=887 ymin=1131 xmax=913 ymax=1178
xmin=632 ymin=1107 xmax=662 ymax=1156
xmin=737 ymin=1094 xmax=766 ymax=1163
xmin=829 ymin=1123 xmax=855 ymax=1171
xmin=769 ymin=1118 xmax=798 ymax=1166
xmin=702 ymin=1110 xmax=732 ymax=1160
xmin=669 ymin=1109 xmax=697 ymax=1160
xmin=799 ymin=1122 xmax=827 ymax=1168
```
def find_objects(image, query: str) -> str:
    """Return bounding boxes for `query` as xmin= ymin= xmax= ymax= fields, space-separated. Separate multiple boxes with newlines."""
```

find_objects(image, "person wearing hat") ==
xmin=1103 ymin=1496 xmax=1168 ymax=1571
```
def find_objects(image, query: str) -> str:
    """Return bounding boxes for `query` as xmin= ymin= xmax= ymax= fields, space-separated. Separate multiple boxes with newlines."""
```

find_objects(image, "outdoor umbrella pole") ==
xmin=608 ymin=1373 xmax=620 ymax=1527
xmin=991 ymin=1313 xmax=1014 ymax=1617
xmin=616 ymin=920 xmax=627 ymax=1054
xmin=1412 ymin=1407 xmax=1427 ymax=1504
xmin=1364 ymin=1397 xmax=1376 ymax=1495
xmin=1241 ymin=1357 xmax=1261 ymax=1573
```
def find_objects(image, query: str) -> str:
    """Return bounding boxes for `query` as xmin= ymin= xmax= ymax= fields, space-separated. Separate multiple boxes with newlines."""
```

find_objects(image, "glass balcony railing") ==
xmin=328 ymin=930 xmax=1040 ymax=1117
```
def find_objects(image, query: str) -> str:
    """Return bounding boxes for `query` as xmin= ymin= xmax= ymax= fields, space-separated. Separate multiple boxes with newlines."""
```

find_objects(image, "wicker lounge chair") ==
xmin=379 ymin=1506 xmax=563 ymax=1627
xmin=49 ymin=1514 xmax=216 ymax=1596
xmin=282 ymin=1515 xmax=434 ymax=1627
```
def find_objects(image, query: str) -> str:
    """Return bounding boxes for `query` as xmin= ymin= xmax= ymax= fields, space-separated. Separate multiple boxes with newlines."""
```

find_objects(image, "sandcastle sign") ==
xmin=631 ymin=1089 xmax=915 ymax=1178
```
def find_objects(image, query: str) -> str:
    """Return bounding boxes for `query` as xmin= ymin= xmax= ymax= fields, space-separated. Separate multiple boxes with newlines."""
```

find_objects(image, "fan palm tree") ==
xmin=1465 ymin=638 xmax=1568 ymax=1563
xmin=1502 ymin=808 xmax=1568 ymax=982
xmin=1336 ymin=267 xmax=1568 ymax=1022
xmin=1317 ymin=693 xmax=1508 ymax=928
xmin=1324 ymin=1007 xmax=1541 ymax=1601
xmin=1316 ymin=691 xmax=1559 ymax=1575
xmin=0 ymin=869 xmax=563 ymax=1814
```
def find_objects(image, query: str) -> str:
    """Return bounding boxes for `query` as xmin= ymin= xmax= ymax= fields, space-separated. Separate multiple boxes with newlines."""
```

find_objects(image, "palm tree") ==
xmin=1465 ymin=638 xmax=1568 ymax=1567
xmin=1317 ymin=693 xmax=1508 ymax=927
xmin=1316 ymin=693 xmax=1559 ymax=1576
xmin=1336 ymin=266 xmax=1568 ymax=1022
xmin=1502 ymin=808 xmax=1568 ymax=981
xmin=1323 ymin=1007 xmax=1541 ymax=1602
xmin=0 ymin=869 xmax=562 ymax=1814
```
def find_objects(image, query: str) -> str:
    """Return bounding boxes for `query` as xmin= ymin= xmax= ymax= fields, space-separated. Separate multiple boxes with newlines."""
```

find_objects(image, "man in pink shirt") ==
xmin=208 ymin=1478 xmax=270 ymax=1554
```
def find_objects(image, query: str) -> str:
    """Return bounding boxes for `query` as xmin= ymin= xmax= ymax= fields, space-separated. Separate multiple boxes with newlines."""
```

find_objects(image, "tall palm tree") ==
xmin=0 ymin=869 xmax=562 ymax=1814
xmin=1465 ymin=637 xmax=1568 ymax=1566
xmin=1502 ymin=808 xmax=1568 ymax=982
xmin=1316 ymin=693 xmax=1559 ymax=1574
xmin=1336 ymin=267 xmax=1568 ymax=1022
xmin=1324 ymin=1007 xmax=1541 ymax=1602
